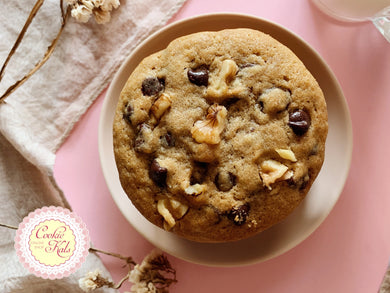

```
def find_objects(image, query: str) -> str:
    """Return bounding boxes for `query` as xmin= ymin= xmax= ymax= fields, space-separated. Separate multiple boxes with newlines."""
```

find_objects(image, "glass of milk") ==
xmin=312 ymin=0 xmax=390 ymax=42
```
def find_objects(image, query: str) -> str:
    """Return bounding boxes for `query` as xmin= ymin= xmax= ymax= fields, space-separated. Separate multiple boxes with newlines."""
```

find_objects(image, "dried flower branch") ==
xmin=0 ymin=0 xmax=70 ymax=103
xmin=89 ymin=247 xmax=136 ymax=268
xmin=128 ymin=249 xmax=177 ymax=293
xmin=0 ymin=223 xmax=18 ymax=230
xmin=1 ymin=223 xmax=177 ymax=292
xmin=0 ymin=0 xmax=120 ymax=104
xmin=87 ymin=247 xmax=177 ymax=293
xmin=79 ymin=269 xmax=115 ymax=292
xmin=66 ymin=0 xmax=120 ymax=24
xmin=0 ymin=0 xmax=44 ymax=83
xmin=0 ymin=1 xmax=177 ymax=289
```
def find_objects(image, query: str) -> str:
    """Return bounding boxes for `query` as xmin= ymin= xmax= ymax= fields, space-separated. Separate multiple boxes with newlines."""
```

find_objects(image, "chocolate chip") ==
xmin=122 ymin=104 xmax=133 ymax=124
xmin=288 ymin=174 xmax=310 ymax=190
xmin=134 ymin=124 xmax=152 ymax=153
xmin=141 ymin=77 xmax=165 ymax=96
xmin=286 ymin=176 xmax=296 ymax=187
xmin=221 ymin=97 xmax=240 ymax=109
xmin=227 ymin=204 xmax=250 ymax=226
xmin=187 ymin=66 xmax=209 ymax=86
xmin=239 ymin=63 xmax=256 ymax=69
xmin=149 ymin=159 xmax=167 ymax=187
xmin=190 ymin=162 xmax=208 ymax=185
xmin=288 ymin=109 xmax=311 ymax=135
xmin=258 ymin=100 xmax=264 ymax=112
xmin=309 ymin=144 xmax=319 ymax=156
xmin=161 ymin=132 xmax=175 ymax=148
xmin=299 ymin=174 xmax=310 ymax=190
xmin=299 ymin=179 xmax=309 ymax=190
xmin=215 ymin=171 xmax=236 ymax=192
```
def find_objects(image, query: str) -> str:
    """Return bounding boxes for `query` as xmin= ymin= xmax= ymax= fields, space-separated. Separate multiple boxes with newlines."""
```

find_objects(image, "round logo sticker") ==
xmin=14 ymin=206 xmax=90 ymax=279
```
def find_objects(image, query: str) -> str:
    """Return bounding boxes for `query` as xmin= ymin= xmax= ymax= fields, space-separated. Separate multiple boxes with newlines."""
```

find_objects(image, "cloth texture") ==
xmin=0 ymin=0 xmax=186 ymax=292
xmin=380 ymin=266 xmax=390 ymax=293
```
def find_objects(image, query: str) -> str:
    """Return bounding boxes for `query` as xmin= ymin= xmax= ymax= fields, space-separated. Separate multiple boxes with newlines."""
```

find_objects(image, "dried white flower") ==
xmin=67 ymin=0 xmax=120 ymax=24
xmin=77 ymin=249 xmax=175 ymax=292
xmin=137 ymin=249 xmax=163 ymax=272
xmin=94 ymin=9 xmax=111 ymax=24
xmin=128 ymin=249 xmax=176 ymax=293
xmin=82 ymin=0 xmax=96 ymax=10
xmin=79 ymin=269 xmax=100 ymax=292
xmin=129 ymin=264 xmax=142 ymax=284
xmin=78 ymin=269 xmax=112 ymax=292
xmin=94 ymin=0 xmax=120 ymax=11
xmin=70 ymin=2 xmax=93 ymax=23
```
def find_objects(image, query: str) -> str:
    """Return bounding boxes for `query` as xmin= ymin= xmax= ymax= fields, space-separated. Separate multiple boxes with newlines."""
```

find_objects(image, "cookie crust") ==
xmin=113 ymin=29 xmax=328 ymax=242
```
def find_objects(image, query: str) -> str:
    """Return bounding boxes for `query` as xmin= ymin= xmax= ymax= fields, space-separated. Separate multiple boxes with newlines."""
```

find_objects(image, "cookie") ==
xmin=113 ymin=28 xmax=328 ymax=242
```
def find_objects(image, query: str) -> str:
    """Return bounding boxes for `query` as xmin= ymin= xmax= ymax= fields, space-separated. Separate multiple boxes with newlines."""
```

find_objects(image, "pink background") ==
xmin=54 ymin=0 xmax=390 ymax=292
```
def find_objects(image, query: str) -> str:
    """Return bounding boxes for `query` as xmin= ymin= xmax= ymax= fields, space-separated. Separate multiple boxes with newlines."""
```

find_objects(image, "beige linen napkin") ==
xmin=380 ymin=266 xmax=390 ymax=292
xmin=0 ymin=0 xmax=186 ymax=291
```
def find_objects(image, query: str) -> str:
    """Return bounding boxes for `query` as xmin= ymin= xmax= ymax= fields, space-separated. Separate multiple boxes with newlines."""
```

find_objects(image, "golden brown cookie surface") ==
xmin=113 ymin=29 xmax=328 ymax=242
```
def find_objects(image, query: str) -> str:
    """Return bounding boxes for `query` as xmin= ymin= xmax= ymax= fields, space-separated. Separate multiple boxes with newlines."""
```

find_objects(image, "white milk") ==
xmin=312 ymin=0 xmax=390 ymax=42
xmin=312 ymin=0 xmax=390 ymax=21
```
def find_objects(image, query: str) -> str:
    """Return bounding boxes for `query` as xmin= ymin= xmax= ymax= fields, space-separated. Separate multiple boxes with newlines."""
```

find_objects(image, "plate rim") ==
xmin=98 ymin=12 xmax=353 ymax=267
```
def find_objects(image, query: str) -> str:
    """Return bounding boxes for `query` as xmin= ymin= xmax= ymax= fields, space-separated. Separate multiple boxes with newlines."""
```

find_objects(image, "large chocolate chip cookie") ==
xmin=113 ymin=28 xmax=328 ymax=242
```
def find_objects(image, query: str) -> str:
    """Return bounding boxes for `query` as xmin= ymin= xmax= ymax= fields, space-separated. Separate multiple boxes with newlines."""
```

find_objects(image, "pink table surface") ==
xmin=54 ymin=0 xmax=390 ymax=292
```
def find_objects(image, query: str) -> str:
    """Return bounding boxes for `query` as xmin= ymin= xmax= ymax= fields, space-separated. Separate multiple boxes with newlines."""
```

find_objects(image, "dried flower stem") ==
xmin=89 ymin=247 xmax=137 ymax=268
xmin=0 ymin=223 xmax=18 ymax=230
xmin=87 ymin=248 xmax=137 ymax=289
xmin=0 ymin=0 xmax=44 ymax=83
xmin=1 ymin=224 xmax=133 ymax=289
xmin=0 ymin=224 xmax=136 ymax=268
xmin=0 ymin=223 xmax=136 ymax=269
xmin=112 ymin=272 xmax=130 ymax=289
xmin=0 ymin=0 xmax=70 ymax=103
xmin=1 ymin=223 xmax=177 ymax=291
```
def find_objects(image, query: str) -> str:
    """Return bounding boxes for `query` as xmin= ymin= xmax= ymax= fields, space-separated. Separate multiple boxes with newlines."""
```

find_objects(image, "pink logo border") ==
xmin=14 ymin=206 xmax=90 ymax=279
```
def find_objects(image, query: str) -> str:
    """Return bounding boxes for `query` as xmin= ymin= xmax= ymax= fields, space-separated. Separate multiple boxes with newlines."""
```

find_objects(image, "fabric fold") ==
xmin=0 ymin=0 xmax=187 ymax=291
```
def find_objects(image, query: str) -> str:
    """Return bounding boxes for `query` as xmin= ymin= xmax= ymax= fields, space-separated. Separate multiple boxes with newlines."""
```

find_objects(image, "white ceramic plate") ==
xmin=99 ymin=13 xmax=353 ymax=267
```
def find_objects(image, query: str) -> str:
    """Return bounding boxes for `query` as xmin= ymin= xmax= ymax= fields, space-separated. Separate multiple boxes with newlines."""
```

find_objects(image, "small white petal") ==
xmin=71 ymin=4 xmax=93 ymax=23
xmin=81 ymin=0 xmax=95 ymax=10
xmin=78 ymin=270 xmax=102 ymax=292
xmin=93 ymin=0 xmax=120 ymax=11
xmin=94 ymin=9 xmax=111 ymax=24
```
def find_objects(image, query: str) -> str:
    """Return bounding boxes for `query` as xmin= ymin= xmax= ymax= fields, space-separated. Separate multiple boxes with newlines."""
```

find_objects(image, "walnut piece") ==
xmin=207 ymin=59 xmax=238 ymax=98
xmin=259 ymin=159 xmax=289 ymax=190
xmin=185 ymin=184 xmax=207 ymax=196
xmin=258 ymin=88 xmax=291 ymax=114
xmin=282 ymin=170 xmax=294 ymax=180
xmin=169 ymin=198 xmax=189 ymax=219
xmin=150 ymin=93 xmax=172 ymax=125
xmin=191 ymin=104 xmax=227 ymax=144
xmin=275 ymin=148 xmax=297 ymax=162
xmin=157 ymin=199 xmax=175 ymax=229
xmin=157 ymin=198 xmax=189 ymax=230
